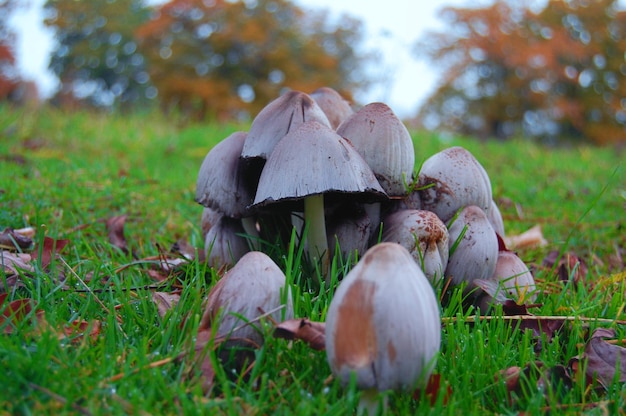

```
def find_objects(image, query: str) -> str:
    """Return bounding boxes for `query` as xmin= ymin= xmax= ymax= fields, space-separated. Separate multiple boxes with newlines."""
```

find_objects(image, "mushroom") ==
xmin=310 ymin=86 xmax=354 ymax=129
xmin=473 ymin=251 xmax=537 ymax=312
xmin=337 ymin=102 xmax=415 ymax=235
xmin=416 ymin=146 xmax=492 ymax=223
xmin=325 ymin=242 xmax=441 ymax=415
xmin=241 ymin=90 xmax=331 ymax=163
xmin=195 ymin=131 xmax=258 ymax=242
xmin=204 ymin=215 xmax=250 ymax=269
xmin=381 ymin=209 xmax=449 ymax=284
xmin=445 ymin=205 xmax=499 ymax=291
xmin=252 ymin=120 xmax=387 ymax=281
xmin=199 ymin=251 xmax=294 ymax=349
xmin=487 ymin=199 xmax=505 ymax=237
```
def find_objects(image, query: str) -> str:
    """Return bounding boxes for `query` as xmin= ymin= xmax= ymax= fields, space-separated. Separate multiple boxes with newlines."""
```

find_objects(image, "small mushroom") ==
xmin=325 ymin=242 xmax=441 ymax=414
xmin=381 ymin=209 xmax=449 ymax=284
xmin=445 ymin=205 xmax=499 ymax=291
xmin=474 ymin=251 xmax=537 ymax=312
xmin=204 ymin=215 xmax=250 ymax=269
xmin=195 ymin=131 xmax=258 ymax=241
xmin=416 ymin=146 xmax=492 ymax=223
xmin=199 ymin=251 xmax=294 ymax=349
xmin=487 ymin=199 xmax=505 ymax=237
xmin=252 ymin=120 xmax=387 ymax=280
xmin=310 ymin=86 xmax=354 ymax=129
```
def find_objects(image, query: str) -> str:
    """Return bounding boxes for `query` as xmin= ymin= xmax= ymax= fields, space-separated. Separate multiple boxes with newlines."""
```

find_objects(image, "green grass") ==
xmin=0 ymin=105 xmax=625 ymax=414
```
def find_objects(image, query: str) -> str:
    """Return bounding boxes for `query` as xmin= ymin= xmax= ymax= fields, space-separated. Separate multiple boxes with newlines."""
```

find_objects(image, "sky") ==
xmin=9 ymin=0 xmax=475 ymax=118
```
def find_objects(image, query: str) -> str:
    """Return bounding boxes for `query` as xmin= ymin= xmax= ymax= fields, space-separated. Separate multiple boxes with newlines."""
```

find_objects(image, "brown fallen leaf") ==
xmin=0 ymin=227 xmax=33 ymax=250
xmin=497 ymin=361 xmax=572 ymax=404
xmin=0 ymin=294 xmax=49 ymax=336
xmin=0 ymin=250 xmax=34 ymax=276
xmin=152 ymin=291 xmax=181 ymax=319
xmin=570 ymin=328 xmax=626 ymax=388
xmin=542 ymin=250 xmax=588 ymax=287
xmin=273 ymin=318 xmax=326 ymax=351
xmin=412 ymin=373 xmax=452 ymax=406
xmin=106 ymin=215 xmax=130 ymax=255
xmin=502 ymin=301 xmax=565 ymax=342
xmin=503 ymin=225 xmax=547 ymax=250
xmin=34 ymin=236 xmax=70 ymax=270
xmin=62 ymin=319 xmax=102 ymax=343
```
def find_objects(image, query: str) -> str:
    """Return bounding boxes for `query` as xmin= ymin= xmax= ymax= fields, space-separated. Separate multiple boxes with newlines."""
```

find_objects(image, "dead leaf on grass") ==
xmin=34 ymin=236 xmax=70 ymax=270
xmin=502 ymin=301 xmax=565 ymax=342
xmin=412 ymin=373 xmax=452 ymax=406
xmin=106 ymin=215 xmax=131 ymax=256
xmin=570 ymin=328 xmax=626 ymax=388
xmin=497 ymin=361 xmax=572 ymax=404
xmin=62 ymin=319 xmax=102 ymax=343
xmin=152 ymin=291 xmax=181 ymax=319
xmin=543 ymin=250 xmax=588 ymax=287
xmin=273 ymin=318 xmax=326 ymax=350
xmin=0 ymin=227 xmax=33 ymax=250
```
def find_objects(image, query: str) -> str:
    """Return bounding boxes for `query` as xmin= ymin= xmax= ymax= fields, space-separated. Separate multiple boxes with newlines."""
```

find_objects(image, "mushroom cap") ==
xmin=204 ymin=215 xmax=250 ymax=269
xmin=252 ymin=121 xmax=387 ymax=210
xmin=381 ymin=209 xmax=449 ymax=284
xmin=195 ymin=131 xmax=254 ymax=218
xmin=325 ymin=242 xmax=441 ymax=392
xmin=241 ymin=90 xmax=331 ymax=162
xmin=310 ymin=87 xmax=354 ymax=129
xmin=200 ymin=251 xmax=294 ymax=347
xmin=416 ymin=146 xmax=492 ymax=223
xmin=445 ymin=205 xmax=499 ymax=289
xmin=337 ymin=102 xmax=415 ymax=196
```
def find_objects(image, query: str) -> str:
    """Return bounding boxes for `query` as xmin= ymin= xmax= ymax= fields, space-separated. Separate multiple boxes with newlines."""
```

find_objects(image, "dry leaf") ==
xmin=273 ymin=318 xmax=326 ymax=351
xmin=543 ymin=250 xmax=588 ymax=287
xmin=106 ymin=215 xmax=130 ymax=255
xmin=571 ymin=328 xmax=626 ymax=388
xmin=0 ymin=227 xmax=33 ymax=250
xmin=502 ymin=301 xmax=565 ymax=342
xmin=0 ymin=250 xmax=34 ymax=276
xmin=34 ymin=236 xmax=70 ymax=270
xmin=62 ymin=319 xmax=102 ymax=343
xmin=503 ymin=225 xmax=547 ymax=250
xmin=152 ymin=292 xmax=181 ymax=319
xmin=412 ymin=373 xmax=452 ymax=405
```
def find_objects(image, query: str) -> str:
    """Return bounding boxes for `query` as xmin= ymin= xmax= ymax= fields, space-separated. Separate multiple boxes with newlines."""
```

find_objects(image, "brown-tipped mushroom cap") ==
xmin=252 ymin=121 xmax=387 ymax=208
xmin=310 ymin=87 xmax=354 ymax=129
xmin=337 ymin=102 xmax=415 ymax=197
xmin=241 ymin=90 xmax=331 ymax=162
xmin=195 ymin=131 xmax=254 ymax=218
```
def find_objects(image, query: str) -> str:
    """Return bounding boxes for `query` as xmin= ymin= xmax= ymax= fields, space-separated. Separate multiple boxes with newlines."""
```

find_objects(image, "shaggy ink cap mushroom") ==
xmin=310 ymin=86 xmax=354 ymax=130
xmin=241 ymin=90 xmax=331 ymax=163
xmin=252 ymin=120 xmax=387 ymax=279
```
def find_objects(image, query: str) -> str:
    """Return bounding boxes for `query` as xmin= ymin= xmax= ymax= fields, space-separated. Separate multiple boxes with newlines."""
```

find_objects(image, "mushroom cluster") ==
xmin=194 ymin=88 xmax=539 ymax=409
xmin=195 ymin=88 xmax=536 ymax=308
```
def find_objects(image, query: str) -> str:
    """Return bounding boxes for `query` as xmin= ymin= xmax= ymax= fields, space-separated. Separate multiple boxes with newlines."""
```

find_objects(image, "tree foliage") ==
xmin=0 ymin=0 xmax=20 ymax=100
xmin=416 ymin=0 xmax=626 ymax=144
xmin=44 ymin=0 xmax=153 ymax=107
xmin=135 ymin=0 xmax=373 ymax=120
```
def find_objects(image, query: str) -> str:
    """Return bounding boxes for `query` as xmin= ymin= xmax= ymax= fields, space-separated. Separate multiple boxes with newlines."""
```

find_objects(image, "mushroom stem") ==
xmin=304 ymin=193 xmax=329 ymax=281
xmin=240 ymin=217 xmax=260 ymax=249
xmin=357 ymin=389 xmax=386 ymax=416
xmin=363 ymin=202 xmax=381 ymax=240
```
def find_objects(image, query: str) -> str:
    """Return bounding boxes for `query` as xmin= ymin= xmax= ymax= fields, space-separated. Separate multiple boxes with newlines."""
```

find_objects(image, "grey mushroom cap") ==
xmin=336 ymin=102 xmax=415 ymax=197
xmin=310 ymin=87 xmax=354 ymax=129
xmin=241 ymin=90 xmax=331 ymax=162
xmin=195 ymin=131 xmax=254 ymax=218
xmin=252 ymin=120 xmax=388 ymax=210
xmin=417 ymin=146 xmax=492 ymax=223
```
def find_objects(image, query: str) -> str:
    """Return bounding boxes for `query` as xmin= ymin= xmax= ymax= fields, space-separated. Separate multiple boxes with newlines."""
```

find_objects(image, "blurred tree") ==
xmin=415 ymin=0 xmax=626 ymax=145
xmin=0 ymin=0 xmax=20 ymax=100
xmin=44 ymin=0 xmax=154 ymax=108
xmin=135 ymin=0 xmax=374 ymax=120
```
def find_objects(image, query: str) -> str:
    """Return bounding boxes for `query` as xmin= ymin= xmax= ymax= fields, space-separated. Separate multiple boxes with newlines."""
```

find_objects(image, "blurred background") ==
xmin=2 ymin=0 xmax=625 ymax=145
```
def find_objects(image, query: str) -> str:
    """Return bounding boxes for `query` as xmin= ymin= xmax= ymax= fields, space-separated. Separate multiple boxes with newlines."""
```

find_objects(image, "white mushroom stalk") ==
xmin=325 ymin=243 xmax=441 ymax=415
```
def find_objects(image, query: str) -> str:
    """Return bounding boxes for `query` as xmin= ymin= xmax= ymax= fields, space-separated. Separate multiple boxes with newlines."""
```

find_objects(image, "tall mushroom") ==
xmin=310 ymin=86 xmax=354 ymax=129
xmin=337 ymin=102 xmax=415 ymax=235
xmin=325 ymin=242 xmax=441 ymax=414
xmin=252 ymin=120 xmax=387 ymax=281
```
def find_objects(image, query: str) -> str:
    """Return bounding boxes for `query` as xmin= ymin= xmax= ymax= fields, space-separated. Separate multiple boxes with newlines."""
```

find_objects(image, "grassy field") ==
xmin=0 ymin=105 xmax=625 ymax=414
